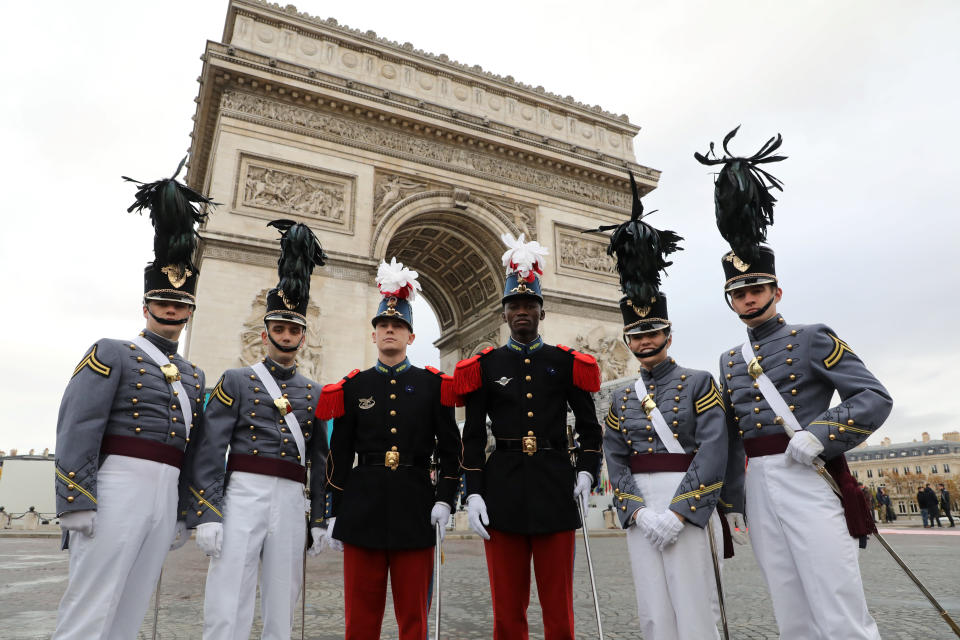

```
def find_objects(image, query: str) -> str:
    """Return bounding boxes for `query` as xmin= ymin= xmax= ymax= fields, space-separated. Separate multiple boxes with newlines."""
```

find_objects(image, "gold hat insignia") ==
xmin=724 ymin=252 xmax=751 ymax=273
xmin=161 ymin=265 xmax=193 ymax=288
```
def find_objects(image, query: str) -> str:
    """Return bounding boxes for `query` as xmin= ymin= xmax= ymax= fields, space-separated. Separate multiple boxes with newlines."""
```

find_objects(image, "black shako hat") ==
xmin=264 ymin=219 xmax=327 ymax=327
xmin=123 ymin=156 xmax=217 ymax=307
xmin=694 ymin=126 xmax=787 ymax=293
xmin=586 ymin=171 xmax=682 ymax=335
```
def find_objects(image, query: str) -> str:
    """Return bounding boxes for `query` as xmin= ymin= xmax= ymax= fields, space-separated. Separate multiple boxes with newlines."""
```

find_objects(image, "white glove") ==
xmin=195 ymin=522 xmax=223 ymax=558
xmin=430 ymin=502 xmax=452 ymax=541
xmin=635 ymin=508 xmax=658 ymax=539
xmin=308 ymin=526 xmax=328 ymax=556
xmin=573 ymin=471 xmax=593 ymax=513
xmin=650 ymin=510 xmax=684 ymax=550
xmin=787 ymin=430 xmax=825 ymax=465
xmin=169 ymin=520 xmax=189 ymax=551
xmin=466 ymin=494 xmax=490 ymax=540
xmin=325 ymin=517 xmax=343 ymax=552
xmin=60 ymin=510 xmax=96 ymax=538
xmin=726 ymin=512 xmax=749 ymax=545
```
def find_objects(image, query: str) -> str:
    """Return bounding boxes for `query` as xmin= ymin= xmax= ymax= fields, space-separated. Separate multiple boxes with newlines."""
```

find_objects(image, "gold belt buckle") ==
xmin=641 ymin=394 xmax=657 ymax=417
xmin=159 ymin=363 xmax=181 ymax=383
xmin=521 ymin=435 xmax=537 ymax=456
xmin=273 ymin=397 xmax=292 ymax=416
xmin=748 ymin=357 xmax=764 ymax=380
xmin=385 ymin=450 xmax=400 ymax=471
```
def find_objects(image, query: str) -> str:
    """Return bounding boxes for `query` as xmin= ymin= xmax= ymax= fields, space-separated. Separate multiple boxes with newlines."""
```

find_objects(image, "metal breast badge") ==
xmin=358 ymin=397 xmax=375 ymax=410
xmin=495 ymin=376 xmax=512 ymax=387
xmin=159 ymin=363 xmax=181 ymax=383
xmin=274 ymin=397 xmax=293 ymax=416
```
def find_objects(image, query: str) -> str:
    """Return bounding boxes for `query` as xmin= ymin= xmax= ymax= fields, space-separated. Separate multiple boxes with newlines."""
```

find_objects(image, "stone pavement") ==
xmin=1 ymin=529 xmax=959 ymax=639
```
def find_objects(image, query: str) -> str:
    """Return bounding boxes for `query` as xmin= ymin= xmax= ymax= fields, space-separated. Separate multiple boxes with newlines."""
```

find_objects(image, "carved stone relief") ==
xmin=239 ymin=288 xmax=324 ymax=381
xmin=233 ymin=153 xmax=355 ymax=234
xmin=490 ymin=199 xmax=538 ymax=241
xmin=373 ymin=173 xmax=429 ymax=223
xmin=574 ymin=326 xmax=637 ymax=382
xmin=554 ymin=223 xmax=617 ymax=282
xmin=220 ymin=91 xmax=632 ymax=212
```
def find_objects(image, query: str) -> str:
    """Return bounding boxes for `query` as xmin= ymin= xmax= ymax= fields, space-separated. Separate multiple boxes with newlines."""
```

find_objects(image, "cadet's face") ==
xmin=372 ymin=319 xmax=415 ymax=355
xmin=729 ymin=284 xmax=782 ymax=327
xmin=143 ymin=301 xmax=193 ymax=338
xmin=628 ymin=330 xmax=672 ymax=369
xmin=501 ymin=298 xmax=545 ymax=336
xmin=262 ymin=321 xmax=304 ymax=349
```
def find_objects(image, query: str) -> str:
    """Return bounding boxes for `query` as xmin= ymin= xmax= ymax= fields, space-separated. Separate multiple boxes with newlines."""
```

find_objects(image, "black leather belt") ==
xmin=495 ymin=437 xmax=562 ymax=455
xmin=357 ymin=452 xmax=431 ymax=471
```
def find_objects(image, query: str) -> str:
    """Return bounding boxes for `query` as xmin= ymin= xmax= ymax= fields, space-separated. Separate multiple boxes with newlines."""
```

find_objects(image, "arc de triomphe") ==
xmin=184 ymin=0 xmax=660 ymax=385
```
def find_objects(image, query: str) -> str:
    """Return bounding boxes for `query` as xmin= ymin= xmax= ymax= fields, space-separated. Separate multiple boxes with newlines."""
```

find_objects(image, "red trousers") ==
xmin=484 ymin=528 xmax=576 ymax=640
xmin=343 ymin=543 xmax=434 ymax=640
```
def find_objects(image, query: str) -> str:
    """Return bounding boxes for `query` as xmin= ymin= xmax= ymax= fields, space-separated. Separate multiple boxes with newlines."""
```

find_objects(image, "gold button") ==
xmin=524 ymin=358 xmax=531 ymax=364
xmin=672 ymin=420 xmax=678 ymax=426
xmin=284 ymin=438 xmax=289 ymax=444
xmin=622 ymin=505 xmax=627 ymax=511
xmin=198 ymin=489 xmax=204 ymax=496
xmin=753 ymin=382 xmax=759 ymax=389
xmin=68 ymin=471 xmax=76 ymax=478
xmin=791 ymin=389 xmax=797 ymax=396
xmin=391 ymin=446 xmax=398 ymax=451
xmin=283 ymin=393 xmax=289 ymax=399
xmin=789 ymin=405 xmax=795 ymax=412
xmin=699 ymin=483 xmax=706 ymax=490
xmin=525 ymin=375 xmax=532 ymax=381
xmin=135 ymin=427 xmax=142 ymax=433
xmin=676 ymin=385 xmax=683 ymax=391
xmin=674 ymin=395 xmax=680 ymax=402
xmin=525 ymin=392 xmax=534 ymax=399
xmin=647 ymin=447 xmax=653 ymax=453
xmin=281 ymin=427 xmax=287 ymax=432
xmin=390 ymin=394 xmax=397 ymax=400
xmin=787 ymin=344 xmax=794 ymax=351
xmin=131 ymin=398 xmax=139 ymax=404
xmin=621 ymin=404 xmax=626 ymax=410
xmin=754 ymin=395 xmax=761 ymax=402
xmin=390 ymin=410 xmax=397 ymax=416
xmin=789 ymin=374 xmax=797 ymax=381
xmin=67 ymin=483 xmax=75 ymax=490
xmin=252 ymin=449 xmax=258 ymax=454
xmin=527 ymin=430 xmax=534 ymax=436
xmin=67 ymin=496 xmax=75 ymax=503
xmin=250 ymin=375 xmax=256 ymax=380
xmin=527 ymin=411 xmax=534 ymax=417
xmin=195 ymin=384 xmax=200 ymax=389
xmin=734 ymin=416 xmax=739 ymax=423
xmin=647 ymin=437 xmax=653 ymax=442
xmin=626 ymin=440 xmax=632 ymax=445
xmin=307 ymin=384 xmax=312 ymax=389
xmin=251 ymin=435 xmax=257 ymax=440
xmin=254 ymin=387 xmax=260 ymax=392
xmin=133 ymin=411 xmax=139 ymax=418
xmin=390 ymin=379 xmax=397 ymax=385
xmin=790 ymin=329 xmax=797 ymax=336
xmin=297 ymin=456 xmax=301 ymax=461
xmin=197 ymin=510 xmax=203 ymax=516
xmin=673 ymin=433 xmax=679 ymax=438
xmin=729 ymin=350 xmax=735 ymax=356
xmin=139 ymin=368 xmax=146 ymax=374
xmin=694 ymin=494 xmax=701 ymax=500
xmin=847 ymin=419 xmax=855 ymax=426
xmin=129 ymin=344 xmax=136 ymax=350
xmin=307 ymin=406 xmax=313 ymax=412
xmin=649 ymin=384 xmax=655 ymax=390
xmin=193 ymin=373 xmax=198 ymax=378
xmin=622 ymin=396 xmax=628 ymax=401
xmin=672 ymin=407 xmax=678 ymax=413
xmin=754 ymin=345 xmax=760 ymax=351
xmin=681 ymin=375 xmax=687 ymax=381
xmin=690 ymin=505 xmax=697 ymax=512
xmin=778 ymin=317 xmax=785 ymax=324
xmin=829 ymin=434 xmax=836 ymax=441
xmin=754 ymin=407 xmax=760 ymax=414
xmin=786 ymin=359 xmax=794 ymax=365
xmin=171 ymin=417 xmax=178 ymax=423
xmin=390 ymin=428 xmax=397 ymax=434
xmin=756 ymin=422 xmax=762 ymax=428
xmin=839 ymin=426 xmax=846 ymax=433
xmin=249 ymin=425 xmax=255 ymax=430
xmin=171 ymin=404 xmax=177 ymax=410
xmin=646 ymin=425 xmax=652 ymax=431
xmin=727 ymin=361 xmax=734 ymax=367
xmin=168 ymin=354 xmax=174 ymax=360
xmin=726 ymin=374 xmax=732 ymax=380
xmin=173 ymin=391 xmax=178 ymax=396
xmin=254 ymin=399 xmax=260 ymax=405
xmin=281 ymin=383 xmax=287 ymax=389
xmin=739 ymin=430 xmax=744 ymax=436
xmin=250 ymin=412 xmax=256 ymax=417
xmin=304 ymin=433 xmax=310 ymax=438
xmin=136 ymin=356 xmax=143 ymax=362
xmin=280 ymin=452 xmax=286 ymax=456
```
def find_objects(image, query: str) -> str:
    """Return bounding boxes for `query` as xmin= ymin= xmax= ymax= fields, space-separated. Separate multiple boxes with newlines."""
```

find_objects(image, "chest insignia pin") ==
xmin=495 ymin=376 xmax=512 ymax=386
xmin=358 ymin=397 xmax=375 ymax=410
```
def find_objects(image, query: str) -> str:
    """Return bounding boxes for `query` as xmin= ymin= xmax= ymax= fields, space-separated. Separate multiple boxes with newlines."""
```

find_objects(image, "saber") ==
xmin=706 ymin=518 xmax=730 ymax=640
xmin=782 ymin=424 xmax=960 ymax=637
xmin=434 ymin=523 xmax=442 ymax=640
xmin=301 ymin=525 xmax=307 ymax=640
xmin=152 ymin=569 xmax=162 ymax=640
xmin=568 ymin=426 xmax=604 ymax=640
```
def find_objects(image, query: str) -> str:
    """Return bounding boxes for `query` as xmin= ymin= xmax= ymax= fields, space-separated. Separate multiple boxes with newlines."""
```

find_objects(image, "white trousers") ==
xmin=746 ymin=453 xmax=879 ymax=640
xmin=625 ymin=471 xmax=722 ymax=640
xmin=202 ymin=471 xmax=307 ymax=640
xmin=52 ymin=455 xmax=179 ymax=640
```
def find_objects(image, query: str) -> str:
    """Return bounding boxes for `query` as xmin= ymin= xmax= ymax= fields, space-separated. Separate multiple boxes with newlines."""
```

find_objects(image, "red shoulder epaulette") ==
xmin=315 ymin=369 xmax=360 ymax=420
xmin=556 ymin=344 xmax=602 ymax=393
xmin=425 ymin=365 xmax=463 ymax=408
xmin=453 ymin=346 xmax=495 ymax=396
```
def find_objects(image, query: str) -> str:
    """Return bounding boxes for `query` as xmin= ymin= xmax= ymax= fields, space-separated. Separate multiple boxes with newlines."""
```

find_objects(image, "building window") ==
xmin=878 ymin=469 xmax=884 ymax=477
xmin=916 ymin=465 xmax=922 ymax=474
xmin=866 ymin=469 xmax=872 ymax=478
xmin=909 ymin=502 xmax=918 ymax=513
xmin=931 ymin=465 xmax=938 ymax=474
xmin=904 ymin=466 xmax=910 ymax=474
xmin=945 ymin=464 xmax=951 ymax=473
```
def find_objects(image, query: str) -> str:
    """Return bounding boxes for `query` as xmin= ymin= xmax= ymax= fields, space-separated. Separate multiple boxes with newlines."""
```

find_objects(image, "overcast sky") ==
xmin=2 ymin=1 xmax=958 ymax=453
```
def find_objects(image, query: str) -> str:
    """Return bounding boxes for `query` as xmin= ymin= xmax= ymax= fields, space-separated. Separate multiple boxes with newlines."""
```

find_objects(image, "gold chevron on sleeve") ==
xmin=695 ymin=380 xmax=724 ymax=415
xmin=212 ymin=377 xmax=233 ymax=407
xmin=72 ymin=345 xmax=111 ymax=378
xmin=605 ymin=407 xmax=621 ymax=431
xmin=824 ymin=333 xmax=855 ymax=369
xmin=672 ymin=481 xmax=723 ymax=504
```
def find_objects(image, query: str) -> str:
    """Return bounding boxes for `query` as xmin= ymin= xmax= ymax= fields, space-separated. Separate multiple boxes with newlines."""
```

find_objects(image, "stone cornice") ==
xmin=228 ymin=0 xmax=637 ymax=129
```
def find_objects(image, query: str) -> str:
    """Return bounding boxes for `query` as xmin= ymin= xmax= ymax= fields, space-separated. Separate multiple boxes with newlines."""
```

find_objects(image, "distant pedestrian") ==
xmin=918 ymin=486 xmax=932 ymax=527
xmin=939 ymin=484 xmax=955 ymax=527
xmin=924 ymin=484 xmax=942 ymax=527
xmin=877 ymin=488 xmax=893 ymax=523
xmin=859 ymin=483 xmax=875 ymax=522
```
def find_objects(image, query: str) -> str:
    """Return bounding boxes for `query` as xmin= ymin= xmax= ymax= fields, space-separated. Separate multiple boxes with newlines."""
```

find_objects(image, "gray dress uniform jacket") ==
xmin=719 ymin=314 xmax=893 ymax=513
xmin=603 ymin=358 xmax=727 ymax=528
xmin=185 ymin=357 xmax=327 ymax=528
xmin=55 ymin=330 xmax=205 ymax=519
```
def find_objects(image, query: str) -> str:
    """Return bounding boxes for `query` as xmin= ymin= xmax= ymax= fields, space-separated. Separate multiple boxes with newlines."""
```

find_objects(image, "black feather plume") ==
xmin=123 ymin=156 xmax=218 ymax=271
xmin=584 ymin=171 xmax=683 ymax=304
xmin=694 ymin=126 xmax=786 ymax=264
xmin=268 ymin=219 xmax=327 ymax=307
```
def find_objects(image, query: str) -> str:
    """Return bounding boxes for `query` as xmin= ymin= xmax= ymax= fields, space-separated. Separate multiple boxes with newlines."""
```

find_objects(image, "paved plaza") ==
xmin=0 ymin=528 xmax=958 ymax=639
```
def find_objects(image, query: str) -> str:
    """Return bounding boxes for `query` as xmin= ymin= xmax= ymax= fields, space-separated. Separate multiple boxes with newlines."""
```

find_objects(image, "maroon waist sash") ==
xmin=628 ymin=453 xmax=694 ymax=474
xmin=227 ymin=453 xmax=306 ymax=484
xmin=100 ymin=434 xmax=185 ymax=469
xmin=743 ymin=433 xmax=791 ymax=458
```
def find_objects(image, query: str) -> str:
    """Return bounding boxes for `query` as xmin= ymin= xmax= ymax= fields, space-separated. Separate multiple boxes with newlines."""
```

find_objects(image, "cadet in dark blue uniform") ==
xmin=317 ymin=259 xmax=461 ymax=640
xmin=455 ymin=234 xmax=602 ymax=640
xmin=53 ymin=159 xmax=214 ymax=639
xmin=185 ymin=220 xmax=328 ymax=640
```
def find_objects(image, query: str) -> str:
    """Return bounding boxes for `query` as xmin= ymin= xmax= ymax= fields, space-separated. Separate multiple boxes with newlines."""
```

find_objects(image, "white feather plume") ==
xmin=376 ymin=257 xmax=421 ymax=300
xmin=500 ymin=233 xmax=549 ymax=280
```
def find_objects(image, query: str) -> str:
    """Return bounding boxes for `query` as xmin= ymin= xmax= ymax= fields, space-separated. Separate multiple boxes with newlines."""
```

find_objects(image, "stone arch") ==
xmin=373 ymin=191 xmax=521 ymax=364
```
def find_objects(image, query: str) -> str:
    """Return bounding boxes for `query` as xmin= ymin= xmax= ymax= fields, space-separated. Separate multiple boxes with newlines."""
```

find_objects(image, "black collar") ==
xmin=747 ymin=314 xmax=786 ymax=342
xmin=640 ymin=357 xmax=678 ymax=384
xmin=507 ymin=335 xmax=545 ymax=355
xmin=263 ymin=356 xmax=297 ymax=380
xmin=375 ymin=358 xmax=412 ymax=377
xmin=140 ymin=329 xmax=179 ymax=357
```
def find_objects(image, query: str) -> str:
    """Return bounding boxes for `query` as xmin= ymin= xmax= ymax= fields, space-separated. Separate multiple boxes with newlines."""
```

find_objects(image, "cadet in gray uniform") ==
xmin=698 ymin=129 xmax=893 ymax=640
xmin=186 ymin=220 xmax=328 ymax=640
xmin=53 ymin=159 xmax=214 ymax=640
xmin=596 ymin=175 xmax=727 ymax=640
